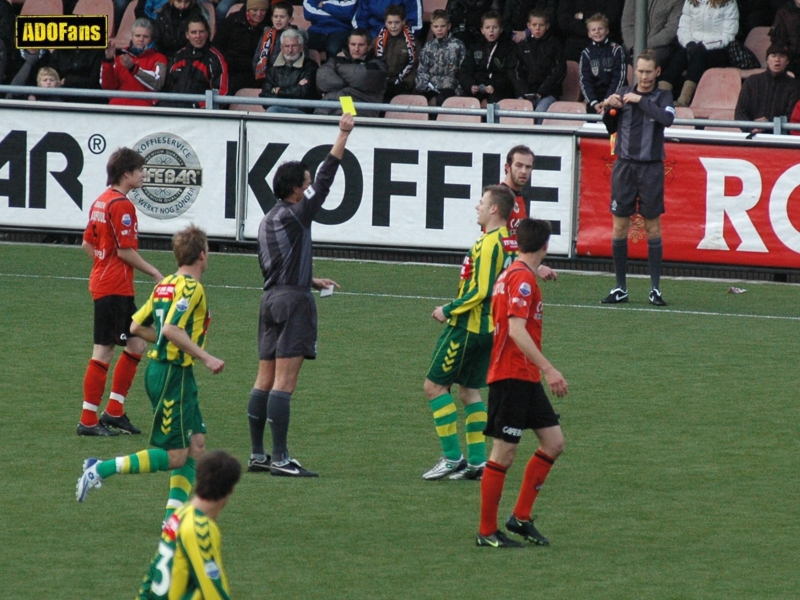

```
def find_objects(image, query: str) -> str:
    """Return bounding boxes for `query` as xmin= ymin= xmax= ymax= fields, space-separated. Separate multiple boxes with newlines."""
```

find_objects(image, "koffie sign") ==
xmin=129 ymin=133 xmax=204 ymax=220
xmin=16 ymin=15 xmax=107 ymax=50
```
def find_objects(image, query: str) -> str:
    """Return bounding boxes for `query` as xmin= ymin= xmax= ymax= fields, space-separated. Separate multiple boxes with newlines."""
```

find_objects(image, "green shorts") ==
xmin=426 ymin=325 xmax=493 ymax=390
xmin=144 ymin=360 xmax=206 ymax=450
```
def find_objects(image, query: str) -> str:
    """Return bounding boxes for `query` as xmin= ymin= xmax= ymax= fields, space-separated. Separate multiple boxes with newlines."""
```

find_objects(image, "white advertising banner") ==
xmin=243 ymin=120 xmax=576 ymax=255
xmin=0 ymin=106 xmax=239 ymax=237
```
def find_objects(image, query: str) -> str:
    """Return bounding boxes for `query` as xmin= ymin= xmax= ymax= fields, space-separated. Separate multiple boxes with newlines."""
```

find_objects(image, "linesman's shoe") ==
xmin=270 ymin=458 xmax=318 ymax=477
xmin=449 ymin=462 xmax=485 ymax=480
xmin=476 ymin=530 xmax=525 ymax=548
xmin=76 ymin=422 xmax=120 ymax=437
xmin=247 ymin=455 xmax=272 ymax=473
xmin=649 ymin=288 xmax=667 ymax=306
xmin=422 ymin=456 xmax=467 ymax=480
xmin=76 ymin=458 xmax=103 ymax=502
xmin=506 ymin=514 xmax=550 ymax=546
xmin=601 ymin=287 xmax=628 ymax=304
xmin=100 ymin=411 xmax=141 ymax=435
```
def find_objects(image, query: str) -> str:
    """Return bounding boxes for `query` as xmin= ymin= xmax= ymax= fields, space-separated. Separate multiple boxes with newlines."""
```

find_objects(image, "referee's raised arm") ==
xmin=331 ymin=113 xmax=355 ymax=159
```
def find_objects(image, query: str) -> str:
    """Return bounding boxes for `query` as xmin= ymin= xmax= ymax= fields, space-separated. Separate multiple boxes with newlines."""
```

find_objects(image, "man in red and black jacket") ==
xmin=101 ymin=18 xmax=168 ymax=106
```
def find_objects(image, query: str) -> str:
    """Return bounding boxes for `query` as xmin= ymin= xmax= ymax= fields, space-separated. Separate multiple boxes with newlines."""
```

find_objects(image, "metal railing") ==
xmin=2 ymin=84 xmax=798 ymax=135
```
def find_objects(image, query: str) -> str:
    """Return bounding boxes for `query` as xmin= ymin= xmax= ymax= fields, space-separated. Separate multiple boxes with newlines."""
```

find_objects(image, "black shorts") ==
xmin=484 ymin=379 xmax=560 ymax=444
xmin=610 ymin=158 xmax=665 ymax=219
xmin=94 ymin=295 xmax=137 ymax=346
xmin=258 ymin=288 xmax=317 ymax=360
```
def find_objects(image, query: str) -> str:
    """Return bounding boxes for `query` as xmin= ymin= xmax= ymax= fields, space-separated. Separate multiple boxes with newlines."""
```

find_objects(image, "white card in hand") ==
xmin=320 ymin=285 xmax=334 ymax=298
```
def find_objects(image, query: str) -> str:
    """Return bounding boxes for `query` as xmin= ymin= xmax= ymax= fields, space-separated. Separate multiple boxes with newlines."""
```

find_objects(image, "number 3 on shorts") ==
xmin=151 ymin=541 xmax=175 ymax=595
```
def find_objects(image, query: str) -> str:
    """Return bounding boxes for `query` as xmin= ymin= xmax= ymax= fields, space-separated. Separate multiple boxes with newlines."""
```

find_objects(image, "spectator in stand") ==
xmin=621 ymin=0 xmax=682 ymax=67
xmin=558 ymin=0 xmax=624 ymax=62
xmin=28 ymin=67 xmax=64 ymax=101
xmin=661 ymin=0 xmax=738 ymax=107
xmin=504 ymin=0 xmax=558 ymax=43
xmin=101 ymin=18 xmax=168 ymax=106
xmin=153 ymin=0 xmax=212 ymax=59
xmin=511 ymin=9 xmax=565 ymax=119
xmin=0 ymin=0 xmax=13 ymax=83
xmin=215 ymin=0 xmax=269 ymax=94
xmin=739 ymin=0 xmax=781 ymax=40
xmin=445 ymin=0 xmax=494 ymax=47
xmin=136 ymin=0 xmax=168 ymax=20
xmin=260 ymin=29 xmax=319 ymax=113
xmin=316 ymin=28 xmax=388 ymax=117
xmin=254 ymin=2 xmax=299 ymax=84
xmin=580 ymin=13 xmax=626 ymax=114
xmin=163 ymin=15 xmax=229 ymax=107
xmin=357 ymin=0 xmax=422 ymax=38
xmin=303 ymin=0 xmax=358 ymax=59
xmin=735 ymin=43 xmax=800 ymax=133
xmin=46 ymin=48 xmax=105 ymax=102
xmin=415 ymin=10 xmax=466 ymax=106
xmin=459 ymin=10 xmax=516 ymax=104
xmin=375 ymin=4 xmax=417 ymax=101
xmin=770 ymin=0 xmax=800 ymax=77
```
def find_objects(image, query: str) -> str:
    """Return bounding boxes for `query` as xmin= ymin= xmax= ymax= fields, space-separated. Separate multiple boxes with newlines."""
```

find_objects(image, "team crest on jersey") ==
xmin=519 ymin=282 xmax=531 ymax=297
xmin=121 ymin=213 xmax=132 ymax=227
xmin=205 ymin=560 xmax=221 ymax=579
xmin=128 ymin=133 xmax=203 ymax=220
xmin=176 ymin=297 xmax=190 ymax=312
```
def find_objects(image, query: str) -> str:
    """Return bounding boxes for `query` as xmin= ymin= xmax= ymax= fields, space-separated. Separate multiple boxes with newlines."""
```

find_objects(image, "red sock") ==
xmin=479 ymin=461 xmax=508 ymax=536
xmin=106 ymin=351 xmax=141 ymax=417
xmin=81 ymin=359 xmax=109 ymax=426
xmin=513 ymin=450 xmax=556 ymax=522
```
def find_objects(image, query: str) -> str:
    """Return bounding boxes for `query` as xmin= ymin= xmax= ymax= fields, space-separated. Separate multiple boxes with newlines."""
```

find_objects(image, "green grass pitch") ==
xmin=1 ymin=243 xmax=799 ymax=599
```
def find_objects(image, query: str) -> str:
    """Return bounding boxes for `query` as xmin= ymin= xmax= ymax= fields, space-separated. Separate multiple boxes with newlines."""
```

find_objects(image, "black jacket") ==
xmin=164 ymin=42 xmax=229 ymax=107
xmin=260 ymin=52 xmax=319 ymax=112
xmin=458 ymin=37 xmax=516 ymax=100
xmin=511 ymin=30 xmax=565 ymax=98
xmin=735 ymin=68 xmax=800 ymax=128
xmin=215 ymin=9 xmax=268 ymax=77
xmin=154 ymin=3 xmax=208 ymax=59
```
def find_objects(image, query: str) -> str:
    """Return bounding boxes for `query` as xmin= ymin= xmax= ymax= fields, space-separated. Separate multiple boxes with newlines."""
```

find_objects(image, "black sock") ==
xmin=267 ymin=390 xmax=292 ymax=463
xmin=612 ymin=238 xmax=628 ymax=290
xmin=648 ymin=237 xmax=663 ymax=290
xmin=247 ymin=388 xmax=270 ymax=456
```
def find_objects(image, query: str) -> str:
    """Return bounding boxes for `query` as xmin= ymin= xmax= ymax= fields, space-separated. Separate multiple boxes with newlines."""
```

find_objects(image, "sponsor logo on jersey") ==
xmin=512 ymin=297 xmax=527 ymax=307
xmin=205 ymin=560 xmax=221 ymax=579
xmin=502 ymin=426 xmax=522 ymax=438
xmin=155 ymin=284 xmax=175 ymax=300
xmin=501 ymin=236 xmax=518 ymax=251
xmin=176 ymin=297 xmax=190 ymax=312
xmin=129 ymin=133 xmax=203 ymax=220
xmin=459 ymin=255 xmax=472 ymax=280
xmin=519 ymin=282 xmax=531 ymax=297
xmin=163 ymin=513 xmax=180 ymax=540
xmin=121 ymin=213 xmax=132 ymax=227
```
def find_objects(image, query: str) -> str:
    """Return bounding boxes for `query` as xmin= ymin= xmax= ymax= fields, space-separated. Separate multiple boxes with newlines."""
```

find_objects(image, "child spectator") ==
xmin=101 ymin=18 xmax=168 ymax=106
xmin=303 ymin=0 xmax=358 ymax=59
xmin=415 ymin=9 xmax=466 ymax=105
xmin=511 ymin=8 xmax=565 ymax=116
xmin=254 ymin=2 xmax=298 ymax=83
xmin=29 ymin=67 xmax=63 ymax=101
xmin=579 ymin=13 xmax=625 ymax=113
xmin=356 ymin=0 xmax=422 ymax=39
xmin=375 ymin=4 xmax=417 ymax=100
xmin=459 ymin=10 xmax=516 ymax=104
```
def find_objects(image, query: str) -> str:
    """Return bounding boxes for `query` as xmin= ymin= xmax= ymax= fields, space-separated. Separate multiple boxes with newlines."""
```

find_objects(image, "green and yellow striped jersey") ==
xmin=443 ymin=226 xmax=517 ymax=334
xmin=132 ymin=274 xmax=209 ymax=367
xmin=138 ymin=504 xmax=231 ymax=600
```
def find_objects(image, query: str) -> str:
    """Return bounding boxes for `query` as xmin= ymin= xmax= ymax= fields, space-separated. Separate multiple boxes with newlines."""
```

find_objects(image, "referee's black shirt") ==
xmin=603 ymin=86 xmax=675 ymax=162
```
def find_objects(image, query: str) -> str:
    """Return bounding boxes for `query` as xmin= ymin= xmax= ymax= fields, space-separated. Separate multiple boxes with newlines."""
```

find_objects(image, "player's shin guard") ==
xmin=165 ymin=457 xmax=196 ymax=521
xmin=82 ymin=359 xmax=109 ymax=426
xmin=479 ymin=461 xmax=508 ymax=536
xmin=247 ymin=388 xmax=270 ymax=456
xmin=96 ymin=449 xmax=171 ymax=479
xmin=648 ymin=237 xmax=663 ymax=291
xmin=106 ymin=351 xmax=141 ymax=417
xmin=612 ymin=238 xmax=628 ymax=290
xmin=267 ymin=390 xmax=292 ymax=463
xmin=429 ymin=394 xmax=462 ymax=461
xmin=464 ymin=402 xmax=487 ymax=465
xmin=513 ymin=450 xmax=556 ymax=521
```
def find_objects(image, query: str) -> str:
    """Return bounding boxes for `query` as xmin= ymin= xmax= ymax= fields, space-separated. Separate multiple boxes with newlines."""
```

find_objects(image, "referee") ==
xmin=600 ymin=49 xmax=675 ymax=307
xmin=246 ymin=113 xmax=354 ymax=477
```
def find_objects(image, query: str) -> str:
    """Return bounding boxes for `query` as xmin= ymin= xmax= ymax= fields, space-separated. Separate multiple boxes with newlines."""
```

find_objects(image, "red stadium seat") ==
xmin=703 ymin=109 xmax=739 ymax=131
xmin=109 ymin=0 xmax=137 ymax=49
xmin=422 ymin=0 xmax=446 ymax=23
xmin=496 ymin=98 xmax=534 ymax=125
xmin=740 ymin=27 xmax=770 ymax=79
xmin=690 ymin=68 xmax=742 ymax=118
xmin=384 ymin=94 xmax=429 ymax=120
xmin=227 ymin=2 xmax=243 ymax=15
xmin=436 ymin=96 xmax=481 ymax=122
xmin=73 ymin=0 xmax=115 ymax=37
xmin=562 ymin=60 xmax=582 ymax=102
xmin=21 ymin=0 xmax=63 ymax=15
xmin=669 ymin=106 xmax=696 ymax=129
xmin=229 ymin=88 xmax=265 ymax=111
xmin=541 ymin=100 xmax=587 ymax=126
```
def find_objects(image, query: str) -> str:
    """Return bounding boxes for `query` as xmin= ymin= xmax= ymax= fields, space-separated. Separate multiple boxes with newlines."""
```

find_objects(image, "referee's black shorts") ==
xmin=484 ymin=379 xmax=560 ymax=444
xmin=610 ymin=158 xmax=665 ymax=219
xmin=258 ymin=287 xmax=317 ymax=360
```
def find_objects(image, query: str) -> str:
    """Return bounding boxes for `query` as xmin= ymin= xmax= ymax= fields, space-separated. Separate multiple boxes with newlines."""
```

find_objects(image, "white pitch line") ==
xmin=2 ymin=271 xmax=799 ymax=322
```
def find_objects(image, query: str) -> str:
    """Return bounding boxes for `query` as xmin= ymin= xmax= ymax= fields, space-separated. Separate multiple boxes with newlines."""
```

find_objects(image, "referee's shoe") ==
xmin=601 ymin=287 xmax=628 ymax=304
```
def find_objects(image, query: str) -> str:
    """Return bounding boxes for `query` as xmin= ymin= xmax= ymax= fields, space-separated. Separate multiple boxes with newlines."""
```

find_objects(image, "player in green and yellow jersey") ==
xmin=77 ymin=225 xmax=225 ymax=525
xmin=422 ymin=185 xmax=518 ymax=482
xmin=138 ymin=450 xmax=241 ymax=600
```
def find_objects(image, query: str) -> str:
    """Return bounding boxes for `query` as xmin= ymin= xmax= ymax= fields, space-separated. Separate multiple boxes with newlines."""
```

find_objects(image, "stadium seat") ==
xmin=496 ymin=98 xmax=534 ymax=125
xmin=422 ymin=0 xmax=446 ymax=23
xmin=384 ymin=94 xmax=429 ymax=120
xmin=21 ymin=0 xmax=63 ymax=15
xmin=669 ymin=106 xmax=696 ymax=129
xmin=541 ymin=100 xmax=587 ymax=126
xmin=740 ymin=26 xmax=770 ymax=79
xmin=703 ymin=109 xmax=739 ymax=131
xmin=109 ymin=0 xmax=137 ymax=49
xmin=73 ymin=0 xmax=115 ymax=37
xmin=436 ymin=96 xmax=481 ymax=122
xmin=229 ymin=88 xmax=265 ymax=111
xmin=202 ymin=1 xmax=216 ymax=38
xmin=562 ymin=60 xmax=582 ymax=102
xmin=227 ymin=2 xmax=243 ymax=15
xmin=291 ymin=9 xmax=312 ymax=32
xmin=689 ymin=68 xmax=741 ymax=119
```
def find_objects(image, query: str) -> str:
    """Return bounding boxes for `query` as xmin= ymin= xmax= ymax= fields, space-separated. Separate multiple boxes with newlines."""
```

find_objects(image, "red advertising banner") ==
xmin=577 ymin=137 xmax=800 ymax=268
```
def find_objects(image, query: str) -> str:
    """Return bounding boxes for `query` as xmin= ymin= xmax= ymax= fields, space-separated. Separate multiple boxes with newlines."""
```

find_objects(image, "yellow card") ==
xmin=339 ymin=96 xmax=357 ymax=116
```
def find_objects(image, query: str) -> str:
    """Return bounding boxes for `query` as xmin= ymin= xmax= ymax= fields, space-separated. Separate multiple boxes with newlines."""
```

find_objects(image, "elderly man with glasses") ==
xmin=259 ymin=29 xmax=319 ymax=114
